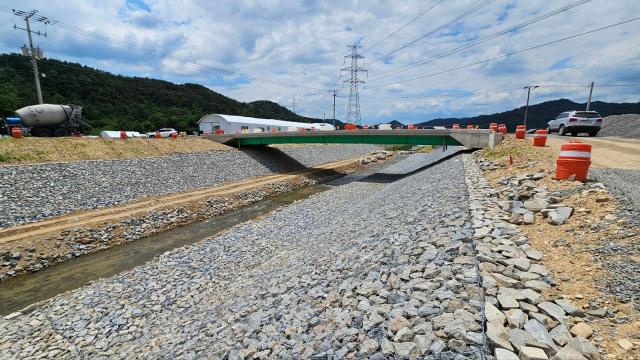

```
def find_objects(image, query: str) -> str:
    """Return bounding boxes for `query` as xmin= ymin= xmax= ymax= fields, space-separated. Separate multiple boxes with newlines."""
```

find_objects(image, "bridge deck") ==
xmin=206 ymin=129 xmax=501 ymax=149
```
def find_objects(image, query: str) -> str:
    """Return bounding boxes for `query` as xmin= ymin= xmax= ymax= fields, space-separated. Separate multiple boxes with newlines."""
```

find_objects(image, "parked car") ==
xmin=547 ymin=111 xmax=602 ymax=136
xmin=147 ymin=128 xmax=178 ymax=138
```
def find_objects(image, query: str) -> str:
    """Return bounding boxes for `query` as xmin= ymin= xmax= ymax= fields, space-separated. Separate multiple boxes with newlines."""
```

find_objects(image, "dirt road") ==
xmin=546 ymin=135 xmax=640 ymax=169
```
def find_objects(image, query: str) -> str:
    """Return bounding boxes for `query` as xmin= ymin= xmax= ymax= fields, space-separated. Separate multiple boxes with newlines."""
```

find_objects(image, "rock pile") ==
xmin=464 ymin=154 xmax=601 ymax=360
xmin=359 ymin=150 xmax=394 ymax=165
xmin=598 ymin=114 xmax=640 ymax=139
xmin=489 ymin=170 xmax=595 ymax=227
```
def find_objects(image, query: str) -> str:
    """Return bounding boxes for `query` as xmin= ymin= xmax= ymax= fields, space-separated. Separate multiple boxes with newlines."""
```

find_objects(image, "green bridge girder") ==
xmin=233 ymin=134 xmax=463 ymax=146
xmin=206 ymin=129 xmax=500 ymax=149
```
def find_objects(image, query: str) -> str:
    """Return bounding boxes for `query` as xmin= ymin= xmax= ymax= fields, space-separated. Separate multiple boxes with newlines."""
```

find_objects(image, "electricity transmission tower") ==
xmin=341 ymin=44 xmax=367 ymax=124
xmin=12 ymin=9 xmax=50 ymax=104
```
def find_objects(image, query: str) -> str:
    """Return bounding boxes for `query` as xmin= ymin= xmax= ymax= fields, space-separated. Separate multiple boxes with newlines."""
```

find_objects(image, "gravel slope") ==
xmin=590 ymin=168 xmax=640 ymax=227
xmin=0 ymin=144 xmax=380 ymax=228
xmin=598 ymin=114 xmax=640 ymax=138
xmin=0 ymin=155 xmax=487 ymax=359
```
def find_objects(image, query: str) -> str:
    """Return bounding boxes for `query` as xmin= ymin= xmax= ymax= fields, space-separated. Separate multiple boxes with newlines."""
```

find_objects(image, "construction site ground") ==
xmin=482 ymin=135 xmax=640 ymax=358
xmin=0 ymin=137 xmax=231 ymax=164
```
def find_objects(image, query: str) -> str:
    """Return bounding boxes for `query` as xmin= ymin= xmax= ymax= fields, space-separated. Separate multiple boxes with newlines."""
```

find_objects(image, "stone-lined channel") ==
xmin=0 ymin=185 xmax=330 ymax=316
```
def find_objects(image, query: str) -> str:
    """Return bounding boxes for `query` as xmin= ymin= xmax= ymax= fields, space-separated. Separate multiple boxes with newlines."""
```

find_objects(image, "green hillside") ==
xmin=0 ymin=53 xmax=318 ymax=133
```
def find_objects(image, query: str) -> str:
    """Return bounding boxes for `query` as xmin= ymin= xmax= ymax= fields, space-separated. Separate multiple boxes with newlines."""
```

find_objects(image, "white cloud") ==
xmin=0 ymin=0 xmax=638 ymax=123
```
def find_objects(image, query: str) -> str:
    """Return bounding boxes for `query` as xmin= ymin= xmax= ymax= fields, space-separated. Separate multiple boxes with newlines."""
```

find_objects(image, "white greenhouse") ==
xmin=198 ymin=114 xmax=335 ymax=134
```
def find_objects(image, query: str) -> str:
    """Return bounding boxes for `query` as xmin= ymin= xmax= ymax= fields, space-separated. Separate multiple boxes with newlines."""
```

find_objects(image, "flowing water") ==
xmin=0 ymin=185 xmax=330 ymax=315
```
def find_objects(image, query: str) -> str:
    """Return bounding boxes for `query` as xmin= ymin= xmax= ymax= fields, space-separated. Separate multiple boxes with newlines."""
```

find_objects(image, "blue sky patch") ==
xmin=127 ymin=0 xmax=151 ymax=12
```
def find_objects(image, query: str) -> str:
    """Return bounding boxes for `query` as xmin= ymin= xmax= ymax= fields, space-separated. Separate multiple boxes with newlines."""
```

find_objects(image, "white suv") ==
xmin=147 ymin=128 xmax=178 ymax=138
xmin=547 ymin=111 xmax=602 ymax=137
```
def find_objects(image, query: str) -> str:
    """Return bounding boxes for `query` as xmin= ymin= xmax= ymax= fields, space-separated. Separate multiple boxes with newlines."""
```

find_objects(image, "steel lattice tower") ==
xmin=341 ymin=44 xmax=367 ymax=124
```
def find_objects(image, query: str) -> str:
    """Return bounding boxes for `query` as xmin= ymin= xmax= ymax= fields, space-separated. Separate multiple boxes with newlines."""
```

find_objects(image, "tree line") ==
xmin=0 ymin=53 xmax=319 ymax=134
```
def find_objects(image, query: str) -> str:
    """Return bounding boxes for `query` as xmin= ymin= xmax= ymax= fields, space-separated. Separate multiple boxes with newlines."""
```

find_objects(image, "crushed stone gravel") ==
xmin=598 ymin=114 xmax=640 ymax=139
xmin=0 ymin=155 xmax=489 ymax=359
xmin=0 ymin=144 xmax=381 ymax=228
xmin=590 ymin=168 xmax=640 ymax=228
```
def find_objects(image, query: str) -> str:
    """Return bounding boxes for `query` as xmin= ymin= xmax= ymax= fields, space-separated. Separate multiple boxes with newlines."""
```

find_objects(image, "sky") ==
xmin=0 ymin=0 xmax=639 ymax=124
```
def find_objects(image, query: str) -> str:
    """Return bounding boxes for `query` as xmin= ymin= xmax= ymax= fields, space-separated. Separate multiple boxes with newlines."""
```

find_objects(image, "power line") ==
xmin=363 ymin=0 xmax=445 ymax=55
xmin=367 ymin=17 xmax=640 ymax=89
xmin=370 ymin=0 xmax=498 ymax=66
xmin=400 ymin=87 xmax=524 ymax=99
xmin=367 ymin=0 xmax=591 ymax=83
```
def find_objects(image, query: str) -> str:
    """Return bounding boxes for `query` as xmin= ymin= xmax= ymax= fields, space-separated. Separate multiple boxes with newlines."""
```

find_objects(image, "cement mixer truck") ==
xmin=6 ymin=104 xmax=83 ymax=137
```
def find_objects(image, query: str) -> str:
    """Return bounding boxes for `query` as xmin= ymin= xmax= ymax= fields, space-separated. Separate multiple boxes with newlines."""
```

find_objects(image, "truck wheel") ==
xmin=34 ymin=128 xmax=53 ymax=137
xmin=54 ymin=128 xmax=71 ymax=137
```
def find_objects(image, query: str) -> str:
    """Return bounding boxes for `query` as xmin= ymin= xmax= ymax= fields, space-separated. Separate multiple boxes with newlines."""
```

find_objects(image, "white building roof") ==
xmin=198 ymin=114 xmax=316 ymax=128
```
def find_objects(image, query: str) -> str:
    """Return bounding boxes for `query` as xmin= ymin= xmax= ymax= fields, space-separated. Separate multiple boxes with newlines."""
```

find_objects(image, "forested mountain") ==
xmin=0 ymin=53 xmax=319 ymax=133
xmin=3 ymin=53 xmax=638 ymax=133
xmin=417 ymin=99 xmax=640 ymax=131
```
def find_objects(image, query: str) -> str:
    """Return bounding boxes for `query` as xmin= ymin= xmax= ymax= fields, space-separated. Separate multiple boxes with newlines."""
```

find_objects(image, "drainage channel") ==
xmin=0 ymin=184 xmax=330 ymax=316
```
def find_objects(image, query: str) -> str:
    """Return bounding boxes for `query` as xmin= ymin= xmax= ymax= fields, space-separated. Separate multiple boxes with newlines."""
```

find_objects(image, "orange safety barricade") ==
xmin=11 ymin=127 xmax=23 ymax=138
xmin=556 ymin=141 xmax=591 ymax=181
xmin=533 ymin=129 xmax=548 ymax=147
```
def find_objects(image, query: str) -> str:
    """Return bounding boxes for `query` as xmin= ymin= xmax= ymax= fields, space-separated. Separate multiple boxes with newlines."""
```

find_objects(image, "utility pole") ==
xmin=341 ymin=44 xmax=367 ymax=125
xmin=329 ymin=90 xmax=338 ymax=127
xmin=291 ymin=98 xmax=296 ymax=114
xmin=523 ymin=85 xmax=539 ymax=130
xmin=586 ymin=81 xmax=594 ymax=111
xmin=12 ymin=9 xmax=50 ymax=104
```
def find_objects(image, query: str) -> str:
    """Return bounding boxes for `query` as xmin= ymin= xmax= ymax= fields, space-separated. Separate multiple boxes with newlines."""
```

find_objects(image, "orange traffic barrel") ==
xmin=407 ymin=124 xmax=415 ymax=130
xmin=533 ymin=129 xmax=548 ymax=147
xmin=466 ymin=125 xmax=474 ymax=129
xmin=452 ymin=124 xmax=460 ymax=130
xmin=11 ymin=127 xmax=23 ymax=138
xmin=345 ymin=124 xmax=357 ymax=131
xmin=170 ymin=132 xmax=178 ymax=139
xmin=556 ymin=141 xmax=592 ymax=181
xmin=498 ymin=124 xmax=507 ymax=134
xmin=489 ymin=123 xmax=498 ymax=132
xmin=120 ymin=130 xmax=127 ymax=140
xmin=155 ymin=131 xmax=161 ymax=139
xmin=515 ymin=125 xmax=526 ymax=139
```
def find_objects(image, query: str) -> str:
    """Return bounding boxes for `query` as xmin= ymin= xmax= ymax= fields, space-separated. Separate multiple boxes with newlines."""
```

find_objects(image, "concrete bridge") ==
xmin=206 ymin=129 xmax=502 ymax=149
